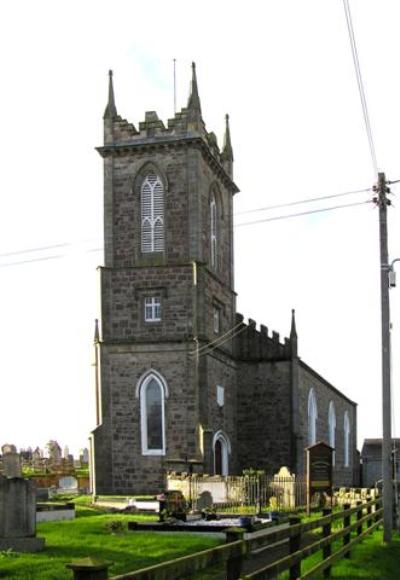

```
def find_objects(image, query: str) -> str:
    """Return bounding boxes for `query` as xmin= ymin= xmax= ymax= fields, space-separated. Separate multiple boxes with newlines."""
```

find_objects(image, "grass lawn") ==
xmin=280 ymin=526 xmax=400 ymax=579
xmin=316 ymin=529 xmax=400 ymax=579
xmin=0 ymin=503 xmax=223 ymax=579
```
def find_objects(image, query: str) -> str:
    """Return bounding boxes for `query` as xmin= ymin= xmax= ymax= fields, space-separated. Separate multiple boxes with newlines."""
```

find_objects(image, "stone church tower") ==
xmin=92 ymin=64 xmax=240 ymax=493
xmin=91 ymin=65 xmax=358 ymax=494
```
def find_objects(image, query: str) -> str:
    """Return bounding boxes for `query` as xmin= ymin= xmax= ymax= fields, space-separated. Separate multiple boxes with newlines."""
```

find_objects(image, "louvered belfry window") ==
xmin=141 ymin=173 xmax=164 ymax=253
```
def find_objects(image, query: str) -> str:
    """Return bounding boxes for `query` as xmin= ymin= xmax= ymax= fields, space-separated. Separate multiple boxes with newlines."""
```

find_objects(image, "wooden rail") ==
xmin=104 ymin=498 xmax=383 ymax=580
xmin=242 ymin=497 xmax=383 ymax=579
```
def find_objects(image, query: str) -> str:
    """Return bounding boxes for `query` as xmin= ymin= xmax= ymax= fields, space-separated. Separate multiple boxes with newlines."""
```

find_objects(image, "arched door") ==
xmin=213 ymin=433 xmax=229 ymax=476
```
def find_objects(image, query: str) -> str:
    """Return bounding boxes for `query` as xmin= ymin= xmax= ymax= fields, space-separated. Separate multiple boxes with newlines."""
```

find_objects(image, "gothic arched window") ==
xmin=308 ymin=388 xmax=318 ymax=446
xmin=328 ymin=401 xmax=336 ymax=465
xmin=138 ymin=372 xmax=167 ymax=455
xmin=344 ymin=411 xmax=350 ymax=467
xmin=141 ymin=173 xmax=164 ymax=253
xmin=210 ymin=192 xmax=218 ymax=269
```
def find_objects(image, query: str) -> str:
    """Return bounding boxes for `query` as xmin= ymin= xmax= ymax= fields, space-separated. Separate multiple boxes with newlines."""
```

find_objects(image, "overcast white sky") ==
xmin=0 ymin=0 xmax=399 ymax=457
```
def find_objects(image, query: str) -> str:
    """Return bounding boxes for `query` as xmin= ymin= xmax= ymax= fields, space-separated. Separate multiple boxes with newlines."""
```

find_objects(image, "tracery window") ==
xmin=141 ymin=173 xmax=164 ymax=253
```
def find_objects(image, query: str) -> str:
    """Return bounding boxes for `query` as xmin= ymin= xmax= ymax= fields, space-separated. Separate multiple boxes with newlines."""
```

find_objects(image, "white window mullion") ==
xmin=141 ymin=174 xmax=164 ymax=253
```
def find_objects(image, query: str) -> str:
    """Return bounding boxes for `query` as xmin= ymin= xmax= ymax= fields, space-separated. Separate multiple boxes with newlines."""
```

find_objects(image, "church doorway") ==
xmin=213 ymin=431 xmax=230 ymax=476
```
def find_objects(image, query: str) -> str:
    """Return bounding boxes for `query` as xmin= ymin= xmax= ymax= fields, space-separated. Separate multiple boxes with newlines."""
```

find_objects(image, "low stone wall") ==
xmin=28 ymin=474 xmax=89 ymax=491
xmin=36 ymin=503 xmax=76 ymax=522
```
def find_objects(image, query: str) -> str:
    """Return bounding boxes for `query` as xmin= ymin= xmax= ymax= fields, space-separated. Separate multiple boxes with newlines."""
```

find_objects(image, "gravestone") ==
xmin=197 ymin=490 xmax=213 ymax=511
xmin=59 ymin=475 xmax=78 ymax=493
xmin=0 ymin=445 xmax=45 ymax=552
xmin=2 ymin=444 xmax=22 ymax=478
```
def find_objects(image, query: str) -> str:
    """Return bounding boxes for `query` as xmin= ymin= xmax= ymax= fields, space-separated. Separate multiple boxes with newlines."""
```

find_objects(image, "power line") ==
xmin=235 ymin=199 xmax=372 ymax=228
xmin=0 ymin=238 xmax=100 ymax=259
xmin=0 ymin=254 xmax=66 ymax=268
xmin=1 ymin=180 xmax=393 ymax=263
xmin=235 ymin=187 xmax=371 ymax=216
xmin=343 ymin=0 xmax=379 ymax=177
xmin=189 ymin=320 xmax=244 ymax=356
xmin=0 ymin=200 xmax=373 ymax=268
xmin=190 ymin=323 xmax=248 ymax=358
xmin=0 ymin=243 xmax=71 ymax=258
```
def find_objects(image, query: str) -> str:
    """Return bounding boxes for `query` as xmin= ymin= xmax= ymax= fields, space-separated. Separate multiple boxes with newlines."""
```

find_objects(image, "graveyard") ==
xmin=0 ymin=442 xmax=391 ymax=579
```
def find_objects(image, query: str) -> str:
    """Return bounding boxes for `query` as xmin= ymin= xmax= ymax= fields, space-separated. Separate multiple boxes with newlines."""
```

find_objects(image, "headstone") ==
xmin=0 ymin=446 xmax=45 ymax=552
xmin=59 ymin=476 xmax=78 ymax=493
xmin=197 ymin=490 xmax=213 ymax=511
xmin=2 ymin=444 xmax=22 ymax=478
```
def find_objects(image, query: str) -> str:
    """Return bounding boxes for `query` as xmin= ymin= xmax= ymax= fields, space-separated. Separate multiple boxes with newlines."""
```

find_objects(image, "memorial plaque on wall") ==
xmin=306 ymin=442 xmax=333 ymax=514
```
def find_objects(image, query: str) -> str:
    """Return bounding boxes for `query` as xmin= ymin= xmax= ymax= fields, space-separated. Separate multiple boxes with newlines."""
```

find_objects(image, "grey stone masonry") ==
xmin=91 ymin=64 xmax=359 ymax=494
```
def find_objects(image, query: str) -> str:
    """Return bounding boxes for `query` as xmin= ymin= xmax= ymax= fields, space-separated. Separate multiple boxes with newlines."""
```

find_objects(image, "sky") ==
xmin=0 ymin=0 xmax=400 ymax=457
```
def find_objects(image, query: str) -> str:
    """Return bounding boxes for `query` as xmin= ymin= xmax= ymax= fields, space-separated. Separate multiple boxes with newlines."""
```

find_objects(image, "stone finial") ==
xmin=187 ymin=62 xmax=201 ymax=114
xmin=94 ymin=318 xmax=100 ymax=343
xmin=290 ymin=308 xmax=298 ymax=358
xmin=103 ymin=69 xmax=117 ymax=119
xmin=222 ymin=114 xmax=233 ymax=160
xmin=221 ymin=114 xmax=234 ymax=178
xmin=290 ymin=309 xmax=297 ymax=339
xmin=186 ymin=62 xmax=205 ymax=133
xmin=2 ymin=444 xmax=22 ymax=478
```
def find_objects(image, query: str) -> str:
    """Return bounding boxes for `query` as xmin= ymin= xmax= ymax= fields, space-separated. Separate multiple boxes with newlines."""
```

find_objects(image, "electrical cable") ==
xmin=190 ymin=323 xmax=249 ymax=358
xmin=235 ymin=187 xmax=371 ymax=216
xmin=0 ymin=200 xmax=373 ymax=268
xmin=235 ymin=200 xmax=372 ymax=228
xmin=0 ymin=185 xmax=381 ymax=262
xmin=189 ymin=320 xmax=245 ymax=356
xmin=343 ymin=0 xmax=379 ymax=177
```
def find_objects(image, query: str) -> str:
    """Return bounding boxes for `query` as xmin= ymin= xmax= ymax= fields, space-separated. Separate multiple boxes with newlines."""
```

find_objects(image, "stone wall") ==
xmin=100 ymin=265 xmax=195 ymax=343
xmin=237 ymin=360 xmax=293 ymax=474
xmin=94 ymin=343 xmax=200 ymax=494
xmin=297 ymin=361 xmax=357 ymax=485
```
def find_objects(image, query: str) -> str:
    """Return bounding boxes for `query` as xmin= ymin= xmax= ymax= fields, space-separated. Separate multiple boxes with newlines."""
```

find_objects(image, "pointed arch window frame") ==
xmin=140 ymin=173 xmax=165 ymax=254
xmin=210 ymin=191 xmax=218 ymax=270
xmin=344 ymin=411 xmax=351 ymax=468
xmin=308 ymin=388 xmax=318 ymax=446
xmin=136 ymin=370 xmax=168 ymax=456
xmin=328 ymin=401 xmax=336 ymax=466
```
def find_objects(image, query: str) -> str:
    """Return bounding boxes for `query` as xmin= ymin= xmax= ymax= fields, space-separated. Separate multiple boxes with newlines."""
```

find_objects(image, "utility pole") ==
xmin=375 ymin=171 xmax=393 ymax=542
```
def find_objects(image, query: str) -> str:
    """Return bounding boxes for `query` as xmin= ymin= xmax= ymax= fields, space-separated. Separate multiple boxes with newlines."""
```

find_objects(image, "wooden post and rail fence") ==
xmin=67 ymin=497 xmax=383 ymax=580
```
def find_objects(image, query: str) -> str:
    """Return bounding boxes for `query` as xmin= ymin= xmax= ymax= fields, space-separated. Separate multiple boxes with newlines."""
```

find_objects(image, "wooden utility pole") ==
xmin=376 ymin=171 xmax=393 ymax=542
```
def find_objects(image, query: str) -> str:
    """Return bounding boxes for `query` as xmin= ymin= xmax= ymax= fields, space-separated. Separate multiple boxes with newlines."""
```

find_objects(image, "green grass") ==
xmin=280 ymin=525 xmax=400 ymax=579
xmin=313 ymin=529 xmax=400 ymax=579
xmin=0 ymin=504 xmax=222 ymax=579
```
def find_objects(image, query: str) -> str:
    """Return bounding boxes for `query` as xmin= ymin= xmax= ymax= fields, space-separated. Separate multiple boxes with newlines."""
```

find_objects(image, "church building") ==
xmin=91 ymin=64 xmax=358 ymax=494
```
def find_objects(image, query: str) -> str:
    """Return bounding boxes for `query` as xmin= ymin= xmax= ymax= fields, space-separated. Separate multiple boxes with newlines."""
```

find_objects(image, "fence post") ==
xmin=289 ymin=516 xmax=301 ymax=580
xmin=322 ymin=507 xmax=332 ymax=578
xmin=366 ymin=495 xmax=372 ymax=528
xmin=343 ymin=503 xmax=351 ymax=559
xmin=356 ymin=500 xmax=363 ymax=536
xmin=66 ymin=558 xmax=112 ymax=580
xmin=226 ymin=527 xmax=246 ymax=580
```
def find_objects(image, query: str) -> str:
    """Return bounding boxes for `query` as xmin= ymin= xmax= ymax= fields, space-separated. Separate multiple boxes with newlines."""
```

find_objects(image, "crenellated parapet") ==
xmin=234 ymin=312 xmax=297 ymax=362
xmin=99 ymin=64 xmax=237 ymax=192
